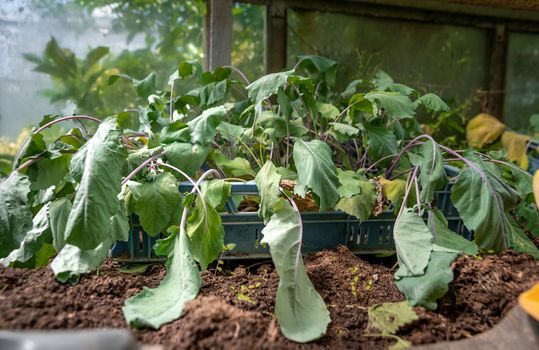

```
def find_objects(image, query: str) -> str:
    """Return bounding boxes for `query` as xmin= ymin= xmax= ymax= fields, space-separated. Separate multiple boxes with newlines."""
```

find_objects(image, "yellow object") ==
xmin=379 ymin=177 xmax=406 ymax=204
xmin=501 ymin=131 xmax=530 ymax=170
xmin=466 ymin=113 xmax=505 ymax=148
xmin=533 ymin=170 xmax=539 ymax=209
xmin=519 ymin=282 xmax=539 ymax=321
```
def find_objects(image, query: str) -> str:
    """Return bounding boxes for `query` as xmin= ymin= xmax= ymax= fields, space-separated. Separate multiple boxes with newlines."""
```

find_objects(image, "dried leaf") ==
xmin=466 ymin=113 xmax=505 ymax=148
xmin=501 ymin=131 xmax=530 ymax=170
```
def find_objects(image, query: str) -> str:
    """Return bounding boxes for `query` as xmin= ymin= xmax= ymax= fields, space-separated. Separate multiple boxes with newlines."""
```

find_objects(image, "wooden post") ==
xmin=205 ymin=0 xmax=233 ymax=70
xmin=265 ymin=0 xmax=287 ymax=73
xmin=487 ymin=24 xmax=508 ymax=120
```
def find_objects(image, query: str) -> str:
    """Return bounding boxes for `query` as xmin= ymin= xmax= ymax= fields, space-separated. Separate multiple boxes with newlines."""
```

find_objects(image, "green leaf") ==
xmin=127 ymin=173 xmax=182 ymax=237
xmin=64 ymin=118 xmax=128 ymax=250
xmin=255 ymin=161 xmax=283 ymax=224
xmin=160 ymin=121 xmax=189 ymax=144
xmin=217 ymin=121 xmax=245 ymax=146
xmin=30 ymin=155 xmax=71 ymax=191
xmin=164 ymin=143 xmax=209 ymax=177
xmin=153 ymin=226 xmax=179 ymax=257
xmin=187 ymin=186 xmax=225 ymax=271
xmin=415 ymin=93 xmax=450 ymax=112
xmin=134 ymin=72 xmax=156 ymax=100
xmin=200 ymin=180 xmax=232 ymax=211
xmin=261 ymin=202 xmax=330 ymax=342
xmin=0 ymin=171 xmax=33 ymax=259
xmin=51 ymin=241 xmax=112 ymax=284
xmin=395 ymin=251 xmax=457 ymax=310
xmin=109 ymin=203 xmax=130 ymax=242
xmin=118 ymin=263 xmax=152 ymax=274
xmin=293 ymin=140 xmax=340 ymax=211
xmin=367 ymin=301 xmax=418 ymax=335
xmin=49 ymin=198 xmax=72 ymax=251
xmin=2 ymin=203 xmax=52 ymax=266
xmin=318 ymin=103 xmax=340 ymax=120
xmin=213 ymin=152 xmax=255 ymax=178
xmin=410 ymin=140 xmax=447 ymax=203
xmin=336 ymin=169 xmax=363 ymax=198
xmin=330 ymin=122 xmax=360 ymax=138
xmin=506 ymin=214 xmax=539 ymax=258
xmin=515 ymin=202 xmax=539 ymax=238
xmin=451 ymin=166 xmax=512 ymax=251
xmin=83 ymin=46 xmax=109 ymax=68
xmin=428 ymin=209 xmax=478 ymax=256
xmin=247 ymin=70 xmax=293 ymax=104
xmin=123 ymin=226 xmax=200 ymax=329
xmin=364 ymin=123 xmax=398 ymax=163
xmin=365 ymin=91 xmax=415 ymax=120
xmin=394 ymin=209 xmax=433 ymax=278
xmin=335 ymin=180 xmax=376 ymax=220
xmin=187 ymin=106 xmax=227 ymax=145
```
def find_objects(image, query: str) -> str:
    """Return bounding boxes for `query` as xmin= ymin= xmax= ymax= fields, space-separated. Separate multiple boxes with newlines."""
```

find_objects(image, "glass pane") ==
xmin=0 ymin=0 xmax=204 ymax=140
xmin=232 ymin=2 xmax=265 ymax=83
xmin=504 ymin=32 xmax=539 ymax=130
xmin=288 ymin=10 xmax=489 ymax=117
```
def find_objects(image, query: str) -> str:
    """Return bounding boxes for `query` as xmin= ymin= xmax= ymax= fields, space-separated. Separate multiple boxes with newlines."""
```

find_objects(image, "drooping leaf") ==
xmin=295 ymin=55 xmax=337 ymax=88
xmin=293 ymin=139 xmax=339 ymax=211
xmin=127 ymin=173 xmax=182 ymax=237
xmin=64 ymin=118 xmax=127 ymax=250
xmin=410 ymin=140 xmax=447 ymax=203
xmin=109 ymin=203 xmax=130 ymax=242
xmin=335 ymin=180 xmax=376 ymax=220
xmin=217 ymin=121 xmax=245 ymax=146
xmin=126 ymin=146 xmax=164 ymax=173
xmin=187 ymin=106 xmax=227 ymax=145
xmin=0 ymin=171 xmax=33 ymax=259
xmin=394 ymin=209 xmax=433 ymax=278
xmin=2 ymin=203 xmax=52 ymax=266
xmin=30 ymin=155 xmax=71 ymax=191
xmin=51 ymin=240 xmax=112 ymax=284
xmin=153 ymin=226 xmax=180 ymax=257
xmin=428 ymin=209 xmax=478 ymax=256
xmin=255 ymin=161 xmax=283 ymax=224
xmin=515 ymin=202 xmax=539 ymax=238
xmin=49 ymin=197 xmax=71 ymax=251
xmin=378 ymin=177 xmax=413 ymax=213
xmin=123 ymin=226 xmax=200 ymax=329
xmin=414 ymin=93 xmax=450 ymax=112
xmin=134 ymin=72 xmax=156 ymax=100
xmin=187 ymin=184 xmax=225 ymax=271
xmin=395 ymin=251 xmax=458 ymax=310
xmin=318 ymin=103 xmax=340 ymax=120
xmin=466 ymin=113 xmax=505 ymax=148
xmin=213 ymin=152 xmax=255 ymax=178
xmin=365 ymin=91 xmax=415 ymax=120
xmin=501 ymin=131 xmax=530 ymax=170
xmin=261 ymin=202 xmax=330 ymax=342
xmin=164 ymin=142 xmax=209 ymax=177
xmin=367 ymin=301 xmax=418 ymax=335
xmin=451 ymin=166 xmax=512 ymax=251
xmin=247 ymin=70 xmax=293 ymax=104
xmin=160 ymin=121 xmax=189 ymax=144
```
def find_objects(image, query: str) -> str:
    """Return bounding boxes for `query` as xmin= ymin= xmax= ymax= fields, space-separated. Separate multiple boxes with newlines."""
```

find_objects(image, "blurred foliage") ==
xmin=0 ymin=129 xmax=30 ymax=175
xmin=25 ymin=0 xmax=264 ymax=118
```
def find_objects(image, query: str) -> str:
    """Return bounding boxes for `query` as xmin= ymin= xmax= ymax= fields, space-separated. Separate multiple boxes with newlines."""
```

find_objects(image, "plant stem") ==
xmin=121 ymin=151 xmax=166 ymax=185
xmin=33 ymin=115 xmax=101 ymax=135
xmin=223 ymin=65 xmax=250 ymax=85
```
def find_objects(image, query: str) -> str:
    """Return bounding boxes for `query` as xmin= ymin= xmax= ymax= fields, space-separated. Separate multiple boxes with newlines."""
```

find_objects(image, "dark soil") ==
xmin=0 ymin=246 xmax=538 ymax=349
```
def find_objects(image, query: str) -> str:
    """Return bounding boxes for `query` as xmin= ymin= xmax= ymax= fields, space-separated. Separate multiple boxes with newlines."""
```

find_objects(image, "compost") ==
xmin=0 ymin=245 xmax=537 ymax=349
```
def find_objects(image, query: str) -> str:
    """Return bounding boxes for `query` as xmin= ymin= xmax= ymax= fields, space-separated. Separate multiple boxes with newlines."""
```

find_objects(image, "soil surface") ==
xmin=0 ymin=246 xmax=538 ymax=349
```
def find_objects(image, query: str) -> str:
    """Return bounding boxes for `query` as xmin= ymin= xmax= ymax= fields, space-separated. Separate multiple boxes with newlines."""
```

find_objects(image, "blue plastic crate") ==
xmin=110 ymin=181 xmax=469 ymax=262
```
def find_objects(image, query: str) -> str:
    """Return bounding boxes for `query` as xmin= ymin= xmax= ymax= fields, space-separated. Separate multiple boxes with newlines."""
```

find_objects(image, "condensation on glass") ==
xmin=287 ymin=10 xmax=489 ymax=117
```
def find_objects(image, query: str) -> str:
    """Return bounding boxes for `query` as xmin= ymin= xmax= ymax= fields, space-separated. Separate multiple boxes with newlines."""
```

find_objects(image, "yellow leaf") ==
xmin=379 ymin=177 xmax=406 ymax=204
xmin=501 ymin=131 xmax=530 ymax=170
xmin=466 ymin=113 xmax=505 ymax=148
xmin=519 ymin=282 xmax=539 ymax=321
xmin=533 ymin=170 xmax=539 ymax=209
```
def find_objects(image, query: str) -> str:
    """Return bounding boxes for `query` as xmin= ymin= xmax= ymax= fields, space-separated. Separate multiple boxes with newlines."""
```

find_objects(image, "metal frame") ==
xmin=206 ymin=0 xmax=539 ymax=121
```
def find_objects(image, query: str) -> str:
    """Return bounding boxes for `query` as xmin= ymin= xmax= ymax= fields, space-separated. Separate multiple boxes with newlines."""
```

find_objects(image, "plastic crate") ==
xmin=110 ymin=181 xmax=469 ymax=262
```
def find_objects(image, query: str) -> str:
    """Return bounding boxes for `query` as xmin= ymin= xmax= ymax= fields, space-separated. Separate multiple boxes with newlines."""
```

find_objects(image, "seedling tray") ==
xmin=110 ymin=181 xmax=469 ymax=262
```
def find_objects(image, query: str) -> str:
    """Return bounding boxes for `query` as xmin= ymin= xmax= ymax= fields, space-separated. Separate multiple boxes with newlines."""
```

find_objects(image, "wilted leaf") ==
xmin=123 ymin=225 xmax=200 ymax=328
xmin=213 ymin=152 xmax=255 ymax=178
xmin=335 ymin=180 xmax=376 ymax=221
xmin=414 ymin=93 xmax=449 ymax=112
xmin=367 ymin=301 xmax=418 ymax=334
xmin=428 ymin=209 xmax=478 ymax=255
xmin=49 ymin=197 xmax=71 ymax=251
xmin=261 ymin=201 xmax=330 ymax=342
xmin=51 ymin=241 xmax=112 ymax=284
xmin=364 ymin=123 xmax=398 ymax=163
xmin=365 ymin=91 xmax=415 ymax=120
xmin=0 ymin=171 xmax=33 ymax=259
xmin=501 ymin=131 xmax=530 ymax=170
xmin=410 ymin=140 xmax=447 ymax=203
xmin=247 ymin=70 xmax=293 ymax=104
xmin=187 ymin=106 xmax=227 ymax=145
xmin=466 ymin=113 xmax=505 ymax=148
xmin=164 ymin=142 xmax=209 ymax=177
xmin=64 ymin=118 xmax=127 ymax=250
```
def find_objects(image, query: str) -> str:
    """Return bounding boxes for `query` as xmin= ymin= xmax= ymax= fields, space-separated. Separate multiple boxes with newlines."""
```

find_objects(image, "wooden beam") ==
xmin=205 ymin=0 xmax=233 ymax=70
xmin=265 ymin=0 xmax=288 ymax=73
xmin=487 ymin=24 xmax=507 ymax=119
